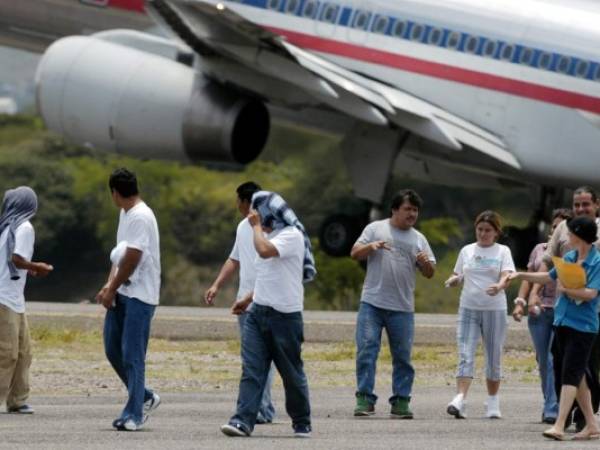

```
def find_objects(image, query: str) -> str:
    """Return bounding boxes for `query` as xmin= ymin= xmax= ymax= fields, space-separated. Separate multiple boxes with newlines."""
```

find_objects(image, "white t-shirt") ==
xmin=454 ymin=242 xmax=515 ymax=311
xmin=253 ymin=226 xmax=304 ymax=313
xmin=114 ymin=202 xmax=161 ymax=305
xmin=0 ymin=221 xmax=35 ymax=313
xmin=229 ymin=218 xmax=257 ymax=300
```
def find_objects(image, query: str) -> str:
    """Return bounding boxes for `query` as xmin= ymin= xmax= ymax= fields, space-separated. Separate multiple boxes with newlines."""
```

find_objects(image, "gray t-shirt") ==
xmin=355 ymin=219 xmax=436 ymax=312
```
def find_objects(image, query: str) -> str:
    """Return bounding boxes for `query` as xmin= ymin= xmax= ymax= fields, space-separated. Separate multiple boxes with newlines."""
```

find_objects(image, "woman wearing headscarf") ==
xmin=0 ymin=186 xmax=53 ymax=414
xmin=510 ymin=216 xmax=600 ymax=441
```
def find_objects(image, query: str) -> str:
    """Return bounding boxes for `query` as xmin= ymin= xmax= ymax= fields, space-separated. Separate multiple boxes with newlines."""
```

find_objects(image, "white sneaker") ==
xmin=485 ymin=395 xmax=502 ymax=419
xmin=447 ymin=393 xmax=467 ymax=419
xmin=144 ymin=392 xmax=161 ymax=415
xmin=122 ymin=418 xmax=144 ymax=431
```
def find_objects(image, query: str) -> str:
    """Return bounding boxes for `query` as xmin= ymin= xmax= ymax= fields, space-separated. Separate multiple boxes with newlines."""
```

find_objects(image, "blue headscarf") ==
xmin=251 ymin=191 xmax=316 ymax=283
xmin=0 ymin=187 xmax=38 ymax=280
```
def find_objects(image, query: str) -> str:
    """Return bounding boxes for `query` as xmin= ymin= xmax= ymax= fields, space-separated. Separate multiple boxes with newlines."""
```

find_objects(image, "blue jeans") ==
xmin=229 ymin=304 xmax=311 ymax=434
xmin=528 ymin=308 xmax=558 ymax=420
xmin=238 ymin=312 xmax=276 ymax=422
xmin=355 ymin=302 xmax=415 ymax=404
xmin=104 ymin=293 xmax=156 ymax=423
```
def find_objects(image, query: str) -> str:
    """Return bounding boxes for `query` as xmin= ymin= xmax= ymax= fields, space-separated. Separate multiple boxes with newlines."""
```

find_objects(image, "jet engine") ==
xmin=35 ymin=35 xmax=269 ymax=164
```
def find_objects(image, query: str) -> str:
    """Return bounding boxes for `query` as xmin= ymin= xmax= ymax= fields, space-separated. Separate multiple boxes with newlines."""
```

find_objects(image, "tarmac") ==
xmin=0 ymin=386 xmax=577 ymax=449
xmin=26 ymin=301 xmax=532 ymax=349
xmin=1 ymin=303 xmax=586 ymax=449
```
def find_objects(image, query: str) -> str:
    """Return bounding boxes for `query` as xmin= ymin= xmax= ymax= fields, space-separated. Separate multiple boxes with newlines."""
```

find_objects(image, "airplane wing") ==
xmin=154 ymin=0 xmax=521 ymax=169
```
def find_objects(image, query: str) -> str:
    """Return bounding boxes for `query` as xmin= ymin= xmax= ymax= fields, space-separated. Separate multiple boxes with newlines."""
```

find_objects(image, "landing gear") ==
xmin=318 ymin=214 xmax=367 ymax=257
xmin=499 ymin=186 xmax=565 ymax=268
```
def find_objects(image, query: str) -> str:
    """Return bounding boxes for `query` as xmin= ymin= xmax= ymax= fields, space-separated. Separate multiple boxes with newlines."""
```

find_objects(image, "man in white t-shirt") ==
xmin=221 ymin=192 xmax=312 ymax=438
xmin=204 ymin=181 xmax=276 ymax=423
xmin=0 ymin=187 xmax=52 ymax=415
xmin=351 ymin=189 xmax=436 ymax=419
xmin=95 ymin=168 xmax=161 ymax=432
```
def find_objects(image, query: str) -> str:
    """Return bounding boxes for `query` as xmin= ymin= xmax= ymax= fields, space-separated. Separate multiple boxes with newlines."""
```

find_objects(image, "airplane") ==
xmin=3 ymin=0 xmax=600 ymax=264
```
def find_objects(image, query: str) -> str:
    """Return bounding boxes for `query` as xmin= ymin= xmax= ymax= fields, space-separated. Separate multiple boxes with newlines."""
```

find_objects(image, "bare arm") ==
xmin=12 ymin=254 xmax=53 ymax=277
xmin=247 ymin=210 xmax=279 ymax=259
xmin=350 ymin=241 xmax=390 ymax=260
xmin=95 ymin=248 xmax=142 ymax=309
xmin=416 ymin=252 xmax=435 ymax=278
xmin=509 ymin=271 xmax=552 ymax=285
xmin=205 ymin=258 xmax=240 ymax=305
xmin=486 ymin=270 xmax=513 ymax=295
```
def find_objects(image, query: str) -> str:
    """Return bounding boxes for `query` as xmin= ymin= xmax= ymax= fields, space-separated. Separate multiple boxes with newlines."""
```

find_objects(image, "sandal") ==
xmin=542 ymin=428 xmax=566 ymax=441
xmin=573 ymin=431 xmax=600 ymax=441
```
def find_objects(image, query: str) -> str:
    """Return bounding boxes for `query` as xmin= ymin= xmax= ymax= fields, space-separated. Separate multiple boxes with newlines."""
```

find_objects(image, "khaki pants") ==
xmin=0 ymin=304 xmax=31 ymax=409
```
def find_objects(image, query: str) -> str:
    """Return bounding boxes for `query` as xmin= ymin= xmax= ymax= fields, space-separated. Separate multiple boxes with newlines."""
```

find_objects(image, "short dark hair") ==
xmin=391 ymin=189 xmax=422 ymax=211
xmin=109 ymin=168 xmax=139 ymax=198
xmin=236 ymin=181 xmax=262 ymax=203
xmin=574 ymin=186 xmax=598 ymax=203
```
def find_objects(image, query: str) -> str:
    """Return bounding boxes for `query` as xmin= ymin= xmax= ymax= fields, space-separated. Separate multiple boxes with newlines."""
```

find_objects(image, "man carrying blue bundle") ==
xmin=0 ymin=186 xmax=53 ymax=415
xmin=221 ymin=191 xmax=315 ymax=438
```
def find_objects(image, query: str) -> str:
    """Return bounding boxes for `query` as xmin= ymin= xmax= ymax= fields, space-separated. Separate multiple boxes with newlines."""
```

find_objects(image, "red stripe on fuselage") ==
xmin=266 ymin=26 xmax=600 ymax=114
xmin=108 ymin=0 xmax=145 ymax=13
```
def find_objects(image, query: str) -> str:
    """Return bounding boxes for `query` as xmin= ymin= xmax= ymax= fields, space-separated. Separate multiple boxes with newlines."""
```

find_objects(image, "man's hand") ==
xmin=95 ymin=285 xmax=116 ymax=310
xmin=231 ymin=296 xmax=252 ymax=315
xmin=248 ymin=209 xmax=261 ymax=228
xmin=29 ymin=262 xmax=53 ymax=277
xmin=416 ymin=251 xmax=430 ymax=267
xmin=205 ymin=285 xmax=218 ymax=306
xmin=371 ymin=241 xmax=391 ymax=252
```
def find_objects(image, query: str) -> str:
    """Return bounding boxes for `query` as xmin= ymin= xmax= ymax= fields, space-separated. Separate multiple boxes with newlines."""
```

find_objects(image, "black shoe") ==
xmin=293 ymin=424 xmax=312 ymax=438
xmin=542 ymin=415 xmax=556 ymax=425
xmin=7 ymin=405 xmax=34 ymax=414
xmin=220 ymin=423 xmax=250 ymax=437
xmin=112 ymin=417 xmax=126 ymax=430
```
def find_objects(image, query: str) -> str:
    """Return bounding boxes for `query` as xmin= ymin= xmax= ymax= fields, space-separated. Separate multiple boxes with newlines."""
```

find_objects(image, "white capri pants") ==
xmin=456 ymin=307 xmax=507 ymax=381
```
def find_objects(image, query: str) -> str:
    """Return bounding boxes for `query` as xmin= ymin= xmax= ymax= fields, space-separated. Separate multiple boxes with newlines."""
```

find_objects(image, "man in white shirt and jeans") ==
xmin=0 ymin=186 xmax=52 ymax=415
xmin=95 ymin=168 xmax=161 ymax=432
xmin=204 ymin=181 xmax=276 ymax=423
xmin=221 ymin=191 xmax=313 ymax=438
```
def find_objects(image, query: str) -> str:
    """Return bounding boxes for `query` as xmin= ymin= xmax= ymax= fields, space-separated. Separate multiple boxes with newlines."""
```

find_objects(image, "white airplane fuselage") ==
xmin=218 ymin=0 xmax=600 ymax=187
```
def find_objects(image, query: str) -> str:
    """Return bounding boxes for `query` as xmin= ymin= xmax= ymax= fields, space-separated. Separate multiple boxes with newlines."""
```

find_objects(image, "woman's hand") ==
xmin=512 ymin=303 xmax=524 ymax=322
xmin=444 ymin=274 xmax=461 ymax=288
xmin=486 ymin=283 xmax=504 ymax=296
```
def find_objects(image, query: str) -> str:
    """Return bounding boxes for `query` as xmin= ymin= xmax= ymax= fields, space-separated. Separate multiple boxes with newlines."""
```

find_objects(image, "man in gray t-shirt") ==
xmin=351 ymin=189 xmax=435 ymax=419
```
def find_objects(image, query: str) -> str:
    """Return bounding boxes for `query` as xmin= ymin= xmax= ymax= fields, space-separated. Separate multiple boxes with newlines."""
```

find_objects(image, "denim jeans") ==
xmin=104 ymin=293 xmax=156 ymax=423
xmin=527 ymin=308 xmax=558 ymax=419
xmin=229 ymin=304 xmax=311 ymax=434
xmin=355 ymin=302 xmax=415 ymax=404
xmin=238 ymin=311 xmax=276 ymax=422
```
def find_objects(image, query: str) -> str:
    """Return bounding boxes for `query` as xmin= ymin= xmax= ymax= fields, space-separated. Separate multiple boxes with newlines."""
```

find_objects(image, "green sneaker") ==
xmin=354 ymin=394 xmax=375 ymax=416
xmin=390 ymin=397 xmax=413 ymax=419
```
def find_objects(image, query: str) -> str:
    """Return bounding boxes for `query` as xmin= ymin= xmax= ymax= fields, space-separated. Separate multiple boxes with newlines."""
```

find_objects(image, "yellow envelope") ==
xmin=552 ymin=256 xmax=587 ymax=289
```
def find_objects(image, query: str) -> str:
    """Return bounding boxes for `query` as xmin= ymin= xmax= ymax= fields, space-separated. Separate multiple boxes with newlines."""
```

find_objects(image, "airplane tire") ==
xmin=319 ymin=214 xmax=363 ymax=257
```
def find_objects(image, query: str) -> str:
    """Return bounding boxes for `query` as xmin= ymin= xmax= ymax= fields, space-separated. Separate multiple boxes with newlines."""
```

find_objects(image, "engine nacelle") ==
xmin=35 ymin=35 xmax=269 ymax=164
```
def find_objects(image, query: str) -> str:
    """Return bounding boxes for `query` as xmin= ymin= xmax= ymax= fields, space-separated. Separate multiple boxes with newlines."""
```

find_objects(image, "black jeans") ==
xmin=229 ymin=304 xmax=311 ymax=433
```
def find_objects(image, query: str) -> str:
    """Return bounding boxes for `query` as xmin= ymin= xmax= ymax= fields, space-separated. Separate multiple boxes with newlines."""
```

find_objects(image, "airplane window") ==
xmin=410 ymin=23 xmax=424 ymax=41
xmin=267 ymin=0 xmax=281 ymax=10
xmin=500 ymin=44 xmax=514 ymax=61
xmin=428 ymin=28 xmax=443 ymax=45
xmin=447 ymin=31 xmax=461 ymax=49
xmin=520 ymin=47 xmax=533 ymax=65
xmin=483 ymin=40 xmax=496 ymax=57
xmin=539 ymin=52 xmax=552 ymax=69
xmin=392 ymin=20 xmax=407 ymax=38
xmin=594 ymin=65 xmax=600 ymax=80
xmin=285 ymin=0 xmax=300 ymax=14
xmin=576 ymin=60 xmax=589 ymax=78
xmin=302 ymin=0 xmax=319 ymax=18
xmin=557 ymin=55 xmax=570 ymax=73
xmin=372 ymin=15 xmax=389 ymax=34
xmin=465 ymin=35 xmax=478 ymax=54
xmin=352 ymin=10 xmax=370 ymax=29
xmin=320 ymin=3 xmax=339 ymax=23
